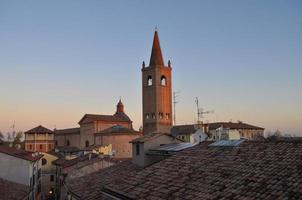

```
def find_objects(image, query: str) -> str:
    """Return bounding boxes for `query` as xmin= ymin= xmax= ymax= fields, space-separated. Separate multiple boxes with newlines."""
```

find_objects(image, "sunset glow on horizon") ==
xmin=0 ymin=1 xmax=301 ymax=136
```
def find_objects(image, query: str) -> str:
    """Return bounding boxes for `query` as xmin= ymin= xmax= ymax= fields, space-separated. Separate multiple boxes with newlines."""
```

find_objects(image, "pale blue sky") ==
xmin=0 ymin=0 xmax=301 ymax=135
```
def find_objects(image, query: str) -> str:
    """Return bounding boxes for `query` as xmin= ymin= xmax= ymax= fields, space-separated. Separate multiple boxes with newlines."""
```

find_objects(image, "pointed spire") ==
xmin=149 ymin=30 xmax=164 ymax=66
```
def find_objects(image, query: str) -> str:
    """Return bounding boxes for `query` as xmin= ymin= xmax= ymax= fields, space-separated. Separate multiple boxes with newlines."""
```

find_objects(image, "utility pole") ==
xmin=173 ymin=91 xmax=180 ymax=125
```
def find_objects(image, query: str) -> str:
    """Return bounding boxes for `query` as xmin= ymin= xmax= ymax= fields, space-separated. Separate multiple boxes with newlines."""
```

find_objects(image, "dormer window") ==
xmin=161 ymin=76 xmax=166 ymax=86
xmin=147 ymin=76 xmax=152 ymax=86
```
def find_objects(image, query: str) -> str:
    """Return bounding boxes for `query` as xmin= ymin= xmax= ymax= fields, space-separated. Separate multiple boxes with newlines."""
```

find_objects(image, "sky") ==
xmin=0 ymin=0 xmax=301 ymax=136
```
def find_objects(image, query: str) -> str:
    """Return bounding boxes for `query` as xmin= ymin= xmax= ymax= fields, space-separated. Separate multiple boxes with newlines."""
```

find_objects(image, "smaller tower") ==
xmin=116 ymin=99 xmax=124 ymax=114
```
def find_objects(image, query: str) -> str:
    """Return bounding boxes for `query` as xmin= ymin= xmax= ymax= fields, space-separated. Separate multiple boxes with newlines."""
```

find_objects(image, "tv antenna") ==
xmin=173 ymin=91 xmax=180 ymax=125
xmin=195 ymin=97 xmax=214 ymax=125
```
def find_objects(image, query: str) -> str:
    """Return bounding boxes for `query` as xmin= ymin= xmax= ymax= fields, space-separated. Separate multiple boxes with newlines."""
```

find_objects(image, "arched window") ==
xmin=66 ymin=140 xmax=70 ymax=146
xmin=165 ymin=113 xmax=170 ymax=120
xmin=147 ymin=76 xmax=152 ymax=86
xmin=159 ymin=112 xmax=163 ymax=119
xmin=42 ymin=158 xmax=47 ymax=166
xmin=145 ymin=113 xmax=150 ymax=119
xmin=161 ymin=76 xmax=166 ymax=86
xmin=85 ymin=140 xmax=89 ymax=147
xmin=152 ymin=113 xmax=156 ymax=119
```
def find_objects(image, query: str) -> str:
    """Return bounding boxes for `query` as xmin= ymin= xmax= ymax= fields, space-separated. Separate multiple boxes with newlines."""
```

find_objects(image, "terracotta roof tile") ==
xmin=130 ymin=132 xmax=174 ymax=143
xmin=54 ymin=127 xmax=80 ymax=135
xmin=0 ymin=146 xmax=43 ymax=162
xmin=0 ymin=178 xmax=30 ymax=200
xmin=95 ymin=125 xmax=141 ymax=136
xmin=104 ymin=141 xmax=302 ymax=199
xmin=171 ymin=125 xmax=197 ymax=136
xmin=207 ymin=122 xmax=264 ymax=130
xmin=78 ymin=113 xmax=132 ymax=125
xmin=24 ymin=125 xmax=54 ymax=134
xmin=66 ymin=160 xmax=142 ymax=200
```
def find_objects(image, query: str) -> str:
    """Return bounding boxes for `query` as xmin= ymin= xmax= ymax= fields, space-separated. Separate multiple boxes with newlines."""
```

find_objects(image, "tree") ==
xmin=0 ymin=131 xmax=4 ymax=141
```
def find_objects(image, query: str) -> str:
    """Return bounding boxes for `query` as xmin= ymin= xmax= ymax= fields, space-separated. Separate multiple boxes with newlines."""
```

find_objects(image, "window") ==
xmin=66 ymin=140 xmax=70 ymax=146
xmin=152 ymin=113 xmax=156 ymax=119
xmin=40 ymin=144 xmax=43 ymax=150
xmin=50 ymin=175 xmax=54 ymax=182
xmin=161 ymin=76 xmax=166 ymax=86
xmin=55 ymin=140 xmax=58 ymax=146
xmin=85 ymin=140 xmax=89 ymax=147
xmin=136 ymin=144 xmax=140 ymax=155
xmin=147 ymin=76 xmax=152 ymax=86
xmin=29 ymin=144 xmax=32 ymax=150
xmin=166 ymin=113 xmax=170 ymax=120
xmin=49 ymin=144 xmax=52 ymax=149
xmin=145 ymin=113 xmax=150 ymax=119
xmin=42 ymin=158 xmax=47 ymax=166
xmin=159 ymin=112 xmax=163 ymax=119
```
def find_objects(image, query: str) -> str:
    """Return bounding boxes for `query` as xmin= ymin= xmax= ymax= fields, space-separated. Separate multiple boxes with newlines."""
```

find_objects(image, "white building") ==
xmin=0 ymin=146 xmax=43 ymax=200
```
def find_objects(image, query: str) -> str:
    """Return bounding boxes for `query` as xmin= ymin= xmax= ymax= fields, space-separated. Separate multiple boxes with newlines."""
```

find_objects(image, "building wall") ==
xmin=95 ymin=134 xmax=140 ymax=158
xmin=0 ymin=152 xmax=31 ymax=185
xmin=41 ymin=153 xmax=57 ymax=199
xmin=80 ymin=123 xmax=95 ymax=148
xmin=0 ymin=152 xmax=42 ymax=200
xmin=209 ymin=129 xmax=264 ymax=141
xmin=132 ymin=135 xmax=177 ymax=167
xmin=54 ymin=134 xmax=80 ymax=147
xmin=25 ymin=141 xmax=55 ymax=152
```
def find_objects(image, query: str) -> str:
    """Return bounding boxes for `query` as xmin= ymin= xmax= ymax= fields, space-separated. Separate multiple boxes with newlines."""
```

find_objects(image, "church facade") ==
xmin=54 ymin=100 xmax=141 ymax=158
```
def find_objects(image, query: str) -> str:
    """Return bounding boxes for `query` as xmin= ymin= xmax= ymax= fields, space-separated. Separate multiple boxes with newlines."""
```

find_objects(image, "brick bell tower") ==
xmin=142 ymin=30 xmax=173 ymax=135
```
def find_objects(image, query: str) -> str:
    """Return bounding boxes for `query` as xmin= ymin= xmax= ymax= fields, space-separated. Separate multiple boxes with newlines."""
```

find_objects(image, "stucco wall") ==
xmin=54 ymin=134 xmax=80 ymax=147
xmin=0 ymin=152 xmax=31 ymax=185
xmin=95 ymin=134 xmax=140 ymax=158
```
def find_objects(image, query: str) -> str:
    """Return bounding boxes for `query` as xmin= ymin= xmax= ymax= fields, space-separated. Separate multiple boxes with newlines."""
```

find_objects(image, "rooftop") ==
xmin=130 ymin=132 xmax=173 ymax=143
xmin=66 ymin=160 xmax=142 ymax=200
xmin=24 ymin=125 xmax=54 ymax=134
xmin=0 ymin=178 xmax=30 ymax=200
xmin=104 ymin=140 xmax=302 ymax=199
xmin=0 ymin=146 xmax=43 ymax=162
xmin=78 ymin=113 xmax=132 ymax=125
xmin=171 ymin=124 xmax=197 ymax=136
xmin=95 ymin=125 xmax=140 ymax=136
xmin=54 ymin=127 xmax=80 ymax=135
xmin=207 ymin=122 xmax=265 ymax=130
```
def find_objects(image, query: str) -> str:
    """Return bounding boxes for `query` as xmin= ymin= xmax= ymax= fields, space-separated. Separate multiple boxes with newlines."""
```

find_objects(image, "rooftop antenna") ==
xmin=173 ymin=91 xmax=180 ymax=125
xmin=195 ymin=97 xmax=214 ymax=125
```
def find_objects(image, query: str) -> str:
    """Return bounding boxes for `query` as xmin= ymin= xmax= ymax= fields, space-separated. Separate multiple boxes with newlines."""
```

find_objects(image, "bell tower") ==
xmin=142 ymin=30 xmax=173 ymax=135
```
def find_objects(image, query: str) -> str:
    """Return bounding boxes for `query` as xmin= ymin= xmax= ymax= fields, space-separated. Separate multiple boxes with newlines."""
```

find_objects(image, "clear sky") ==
xmin=0 ymin=0 xmax=301 ymax=136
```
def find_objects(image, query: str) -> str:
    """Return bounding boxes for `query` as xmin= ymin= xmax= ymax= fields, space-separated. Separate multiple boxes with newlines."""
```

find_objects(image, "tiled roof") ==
xmin=53 ymin=154 xmax=98 ymax=168
xmin=54 ymin=146 xmax=81 ymax=153
xmin=130 ymin=132 xmax=173 ymax=143
xmin=78 ymin=113 xmax=132 ymax=125
xmin=171 ymin=124 xmax=197 ymax=136
xmin=207 ymin=122 xmax=264 ymax=130
xmin=104 ymin=141 xmax=302 ymax=199
xmin=24 ymin=125 xmax=54 ymax=134
xmin=54 ymin=127 xmax=80 ymax=135
xmin=95 ymin=125 xmax=141 ymax=136
xmin=0 ymin=146 xmax=43 ymax=162
xmin=66 ymin=160 xmax=142 ymax=200
xmin=0 ymin=178 xmax=30 ymax=200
